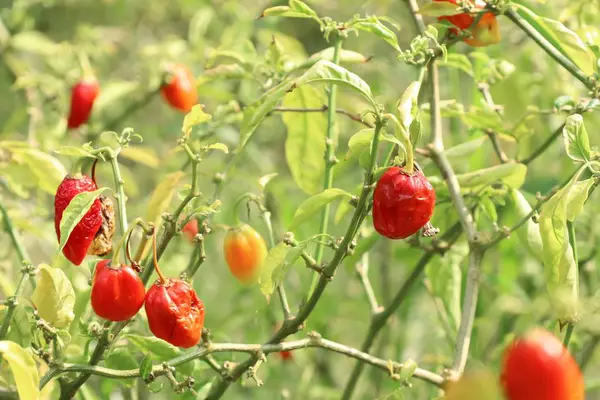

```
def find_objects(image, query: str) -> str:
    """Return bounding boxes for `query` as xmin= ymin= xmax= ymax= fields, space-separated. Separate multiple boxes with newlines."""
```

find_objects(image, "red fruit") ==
xmin=91 ymin=260 xmax=145 ymax=322
xmin=372 ymin=167 xmax=436 ymax=239
xmin=501 ymin=328 xmax=584 ymax=400
xmin=182 ymin=219 xmax=199 ymax=242
xmin=161 ymin=64 xmax=197 ymax=113
xmin=145 ymin=279 xmax=205 ymax=348
xmin=54 ymin=174 xmax=114 ymax=265
xmin=223 ymin=224 xmax=268 ymax=284
xmin=67 ymin=78 xmax=100 ymax=129
xmin=433 ymin=0 xmax=500 ymax=47
xmin=279 ymin=350 xmax=293 ymax=361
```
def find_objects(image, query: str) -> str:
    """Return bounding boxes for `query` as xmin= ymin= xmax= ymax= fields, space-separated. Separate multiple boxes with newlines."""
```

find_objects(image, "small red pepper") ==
xmin=372 ymin=167 xmax=436 ymax=239
xmin=434 ymin=0 xmax=501 ymax=47
xmin=54 ymin=174 xmax=114 ymax=265
xmin=67 ymin=78 xmax=100 ymax=129
xmin=161 ymin=63 xmax=198 ymax=113
xmin=91 ymin=260 xmax=145 ymax=322
xmin=144 ymin=233 xmax=205 ymax=348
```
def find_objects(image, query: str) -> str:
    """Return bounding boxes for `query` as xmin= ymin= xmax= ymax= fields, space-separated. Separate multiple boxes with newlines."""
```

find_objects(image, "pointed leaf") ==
xmin=0 ymin=341 xmax=39 ymax=400
xmin=562 ymin=114 xmax=591 ymax=162
xmin=504 ymin=189 xmax=543 ymax=262
xmin=259 ymin=242 xmax=306 ymax=296
xmin=31 ymin=265 xmax=75 ymax=328
xmin=282 ymin=85 xmax=326 ymax=194
xmin=417 ymin=2 xmax=462 ymax=17
xmin=182 ymin=105 xmax=212 ymax=137
xmin=289 ymin=188 xmax=352 ymax=230
xmin=57 ymin=187 xmax=110 ymax=256
xmin=456 ymin=163 xmax=527 ymax=189
xmin=351 ymin=16 xmax=400 ymax=51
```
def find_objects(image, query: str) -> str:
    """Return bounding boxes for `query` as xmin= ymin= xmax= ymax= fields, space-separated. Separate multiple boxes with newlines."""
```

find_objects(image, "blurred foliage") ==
xmin=1 ymin=0 xmax=600 ymax=399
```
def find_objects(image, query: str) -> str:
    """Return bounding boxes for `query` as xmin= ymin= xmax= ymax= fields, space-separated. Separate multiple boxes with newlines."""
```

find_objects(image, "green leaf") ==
xmin=191 ymin=200 xmax=221 ymax=218
xmin=345 ymin=129 xmax=403 ymax=164
xmin=515 ymin=5 xmax=596 ymax=75
xmin=0 ymin=341 xmax=40 ymax=400
xmin=120 ymin=146 xmax=160 ymax=168
xmin=205 ymin=143 xmax=229 ymax=154
xmin=182 ymin=105 xmax=212 ymax=137
xmin=443 ymin=136 xmax=488 ymax=162
xmin=94 ymin=81 xmax=140 ymax=114
xmin=282 ymin=85 xmax=327 ymax=195
xmin=240 ymin=80 xmax=296 ymax=148
xmin=125 ymin=334 xmax=181 ymax=359
xmin=343 ymin=233 xmax=380 ymax=270
xmin=479 ymin=196 xmax=498 ymax=223
xmin=417 ymin=1 xmax=462 ymax=17
xmin=10 ymin=148 xmax=67 ymax=194
xmin=106 ymin=348 xmax=138 ymax=387
xmin=6 ymin=305 xmax=32 ymax=347
xmin=57 ymin=188 xmax=111 ymax=256
xmin=145 ymin=172 xmax=184 ymax=228
xmin=240 ymin=60 xmax=375 ymax=148
xmin=10 ymin=31 xmax=60 ymax=56
xmin=562 ymin=114 xmax=591 ymax=163
xmin=139 ymin=354 xmax=153 ymax=380
xmin=309 ymin=48 xmax=370 ymax=64
xmin=297 ymin=60 xmax=377 ymax=108
xmin=289 ymin=188 xmax=352 ymax=230
xmin=539 ymin=177 xmax=594 ymax=321
xmin=261 ymin=0 xmax=323 ymax=28
xmin=427 ymin=241 xmax=468 ymax=333
xmin=54 ymin=146 xmax=96 ymax=159
xmin=440 ymin=53 xmax=474 ymax=76
xmin=31 ymin=264 xmax=75 ymax=328
xmin=396 ymin=81 xmax=421 ymax=145
xmin=259 ymin=242 xmax=306 ymax=296
xmin=503 ymin=189 xmax=543 ymax=262
xmin=351 ymin=16 xmax=400 ymax=51
xmin=456 ymin=163 xmax=527 ymax=190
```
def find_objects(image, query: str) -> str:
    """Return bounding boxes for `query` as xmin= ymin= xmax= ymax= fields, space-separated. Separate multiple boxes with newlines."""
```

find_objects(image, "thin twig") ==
xmin=40 ymin=335 xmax=444 ymax=389
xmin=355 ymin=252 xmax=381 ymax=314
xmin=273 ymin=106 xmax=373 ymax=128
xmin=504 ymin=7 xmax=594 ymax=91
xmin=519 ymin=123 xmax=566 ymax=165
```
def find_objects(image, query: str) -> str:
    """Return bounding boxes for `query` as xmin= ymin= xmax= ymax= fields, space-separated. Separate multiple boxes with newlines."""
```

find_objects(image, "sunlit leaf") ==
xmin=31 ymin=264 xmax=75 ymax=328
xmin=562 ymin=114 xmax=590 ymax=163
xmin=0 ymin=341 xmax=40 ymax=400
xmin=182 ymin=105 xmax=212 ymax=137
xmin=282 ymin=85 xmax=326 ymax=195
xmin=289 ymin=188 xmax=352 ymax=230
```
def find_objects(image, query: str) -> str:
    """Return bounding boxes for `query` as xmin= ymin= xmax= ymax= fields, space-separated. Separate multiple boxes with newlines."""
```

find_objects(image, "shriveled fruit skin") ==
xmin=54 ymin=174 xmax=107 ymax=265
xmin=91 ymin=260 xmax=145 ymax=322
xmin=223 ymin=224 xmax=268 ymax=284
xmin=145 ymin=279 xmax=205 ymax=348
xmin=161 ymin=64 xmax=197 ymax=113
xmin=501 ymin=328 xmax=584 ymax=400
xmin=372 ymin=167 xmax=436 ymax=240
xmin=433 ymin=0 xmax=501 ymax=47
xmin=67 ymin=78 xmax=99 ymax=129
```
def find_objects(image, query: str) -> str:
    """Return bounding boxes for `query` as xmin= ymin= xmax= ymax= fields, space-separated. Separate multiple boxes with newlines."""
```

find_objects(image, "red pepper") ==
xmin=145 ymin=279 xmax=205 ymax=348
xmin=501 ymin=328 xmax=584 ymax=400
xmin=161 ymin=64 xmax=198 ymax=113
xmin=434 ymin=0 xmax=500 ymax=47
xmin=91 ymin=260 xmax=145 ymax=322
xmin=182 ymin=219 xmax=199 ymax=242
xmin=54 ymin=174 xmax=114 ymax=265
xmin=67 ymin=78 xmax=100 ymax=129
xmin=372 ymin=167 xmax=436 ymax=239
xmin=223 ymin=224 xmax=268 ymax=284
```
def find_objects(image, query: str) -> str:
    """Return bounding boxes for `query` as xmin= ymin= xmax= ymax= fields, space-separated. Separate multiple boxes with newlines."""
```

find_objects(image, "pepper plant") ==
xmin=0 ymin=0 xmax=600 ymax=399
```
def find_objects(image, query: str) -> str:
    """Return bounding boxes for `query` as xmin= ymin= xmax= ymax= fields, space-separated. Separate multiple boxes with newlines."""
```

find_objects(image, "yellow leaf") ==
xmin=182 ymin=105 xmax=212 ymax=137
xmin=0 ymin=341 xmax=40 ymax=400
xmin=31 ymin=264 xmax=75 ymax=328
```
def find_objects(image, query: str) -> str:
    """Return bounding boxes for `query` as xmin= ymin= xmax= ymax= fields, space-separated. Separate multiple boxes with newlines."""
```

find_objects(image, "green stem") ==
xmin=262 ymin=209 xmax=292 ymax=319
xmin=504 ymin=8 xmax=594 ymax=90
xmin=109 ymin=153 xmax=128 ymax=254
xmin=564 ymin=220 xmax=578 ymax=347
xmin=0 ymin=264 xmax=31 ymax=340
xmin=0 ymin=202 xmax=30 ymax=263
xmin=205 ymin=118 xmax=385 ymax=400
xmin=309 ymin=33 xmax=343 ymax=295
